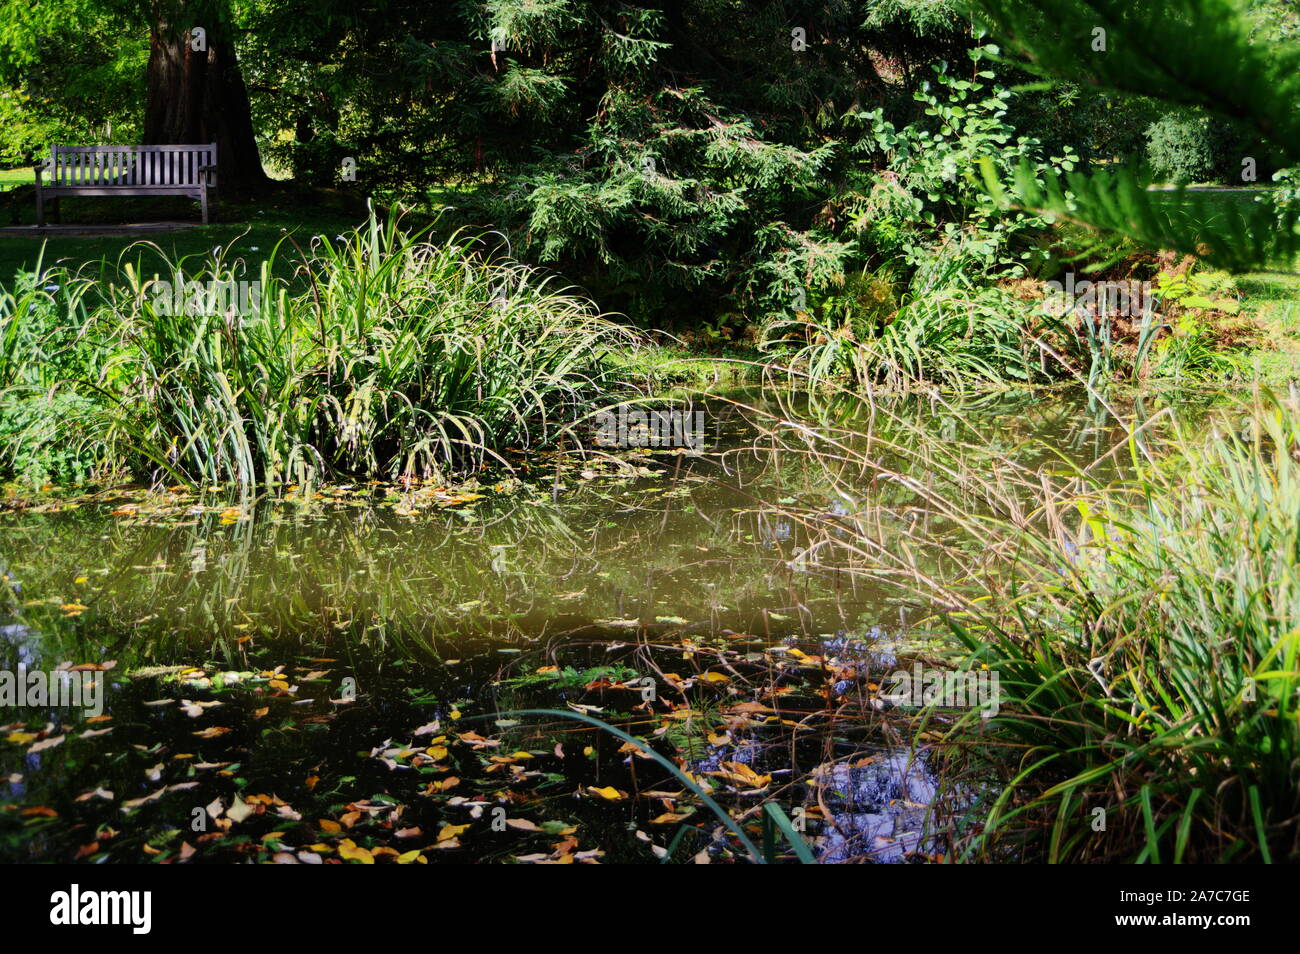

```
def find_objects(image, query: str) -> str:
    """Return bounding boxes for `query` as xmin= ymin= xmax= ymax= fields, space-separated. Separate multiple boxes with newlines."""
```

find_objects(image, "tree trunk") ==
xmin=144 ymin=1 xmax=268 ymax=194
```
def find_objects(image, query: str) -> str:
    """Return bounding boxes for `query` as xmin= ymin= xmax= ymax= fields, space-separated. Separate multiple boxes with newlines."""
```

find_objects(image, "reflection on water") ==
xmin=0 ymin=387 xmax=1224 ymax=862
xmin=816 ymin=752 xmax=939 ymax=864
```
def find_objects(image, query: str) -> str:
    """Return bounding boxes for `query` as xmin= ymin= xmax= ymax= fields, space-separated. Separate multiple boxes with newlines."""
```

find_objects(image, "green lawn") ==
xmin=1232 ymin=271 xmax=1300 ymax=382
xmin=0 ymin=184 xmax=369 ymax=285
xmin=0 ymin=166 xmax=30 ymax=191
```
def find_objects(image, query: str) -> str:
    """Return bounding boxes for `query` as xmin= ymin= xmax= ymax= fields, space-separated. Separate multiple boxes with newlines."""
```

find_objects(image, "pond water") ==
xmin=0 ymin=388 xmax=1200 ymax=863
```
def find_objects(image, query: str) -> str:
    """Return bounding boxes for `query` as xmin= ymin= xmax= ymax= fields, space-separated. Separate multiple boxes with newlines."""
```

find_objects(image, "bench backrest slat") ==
xmin=49 ymin=144 xmax=216 ymax=188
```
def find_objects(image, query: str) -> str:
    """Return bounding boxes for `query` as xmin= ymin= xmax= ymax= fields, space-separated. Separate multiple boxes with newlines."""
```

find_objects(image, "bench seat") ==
xmin=34 ymin=144 xmax=217 ymax=226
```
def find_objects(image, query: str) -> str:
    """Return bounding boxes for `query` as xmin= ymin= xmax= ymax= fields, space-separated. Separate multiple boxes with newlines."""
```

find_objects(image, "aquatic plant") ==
xmin=0 ymin=208 xmax=638 ymax=492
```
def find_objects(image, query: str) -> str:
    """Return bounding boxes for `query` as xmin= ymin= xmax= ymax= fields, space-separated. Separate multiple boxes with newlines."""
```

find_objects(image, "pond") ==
xmin=0 ymin=387 xmax=1197 ymax=863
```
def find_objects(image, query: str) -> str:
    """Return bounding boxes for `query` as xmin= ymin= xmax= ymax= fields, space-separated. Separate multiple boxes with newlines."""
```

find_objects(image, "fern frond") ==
xmin=967 ymin=0 xmax=1300 ymax=160
xmin=981 ymin=159 xmax=1300 ymax=271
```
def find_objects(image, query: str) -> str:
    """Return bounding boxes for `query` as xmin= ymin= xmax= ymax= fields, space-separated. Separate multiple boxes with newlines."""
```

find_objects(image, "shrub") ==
xmin=1144 ymin=111 xmax=1219 ymax=184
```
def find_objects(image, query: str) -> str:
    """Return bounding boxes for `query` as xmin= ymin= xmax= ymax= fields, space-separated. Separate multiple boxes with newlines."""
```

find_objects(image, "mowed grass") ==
xmin=0 ymin=181 xmax=370 ymax=288
xmin=0 ymin=167 xmax=29 ymax=191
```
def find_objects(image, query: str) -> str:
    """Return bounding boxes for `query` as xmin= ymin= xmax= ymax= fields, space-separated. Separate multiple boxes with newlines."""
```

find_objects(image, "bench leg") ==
xmin=200 ymin=186 xmax=209 ymax=225
xmin=35 ymin=191 xmax=44 ymax=228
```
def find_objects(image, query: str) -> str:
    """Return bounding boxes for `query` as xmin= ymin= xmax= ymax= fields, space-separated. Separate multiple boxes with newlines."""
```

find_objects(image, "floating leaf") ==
xmin=338 ymin=839 xmax=374 ymax=864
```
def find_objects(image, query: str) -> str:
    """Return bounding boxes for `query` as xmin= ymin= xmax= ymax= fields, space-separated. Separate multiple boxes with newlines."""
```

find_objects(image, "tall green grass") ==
xmin=752 ymin=386 xmax=1300 ymax=862
xmin=0 ymin=209 xmax=637 ymax=491
xmin=762 ymin=254 xmax=1046 ymax=390
xmin=939 ymin=394 xmax=1300 ymax=862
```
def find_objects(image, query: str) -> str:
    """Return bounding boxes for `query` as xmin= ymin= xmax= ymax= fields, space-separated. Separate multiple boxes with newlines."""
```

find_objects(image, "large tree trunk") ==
xmin=144 ymin=1 xmax=268 ymax=194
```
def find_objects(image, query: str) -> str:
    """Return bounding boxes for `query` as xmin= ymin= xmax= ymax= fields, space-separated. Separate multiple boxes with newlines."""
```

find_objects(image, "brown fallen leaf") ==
xmin=74 ymin=787 xmax=114 ymax=802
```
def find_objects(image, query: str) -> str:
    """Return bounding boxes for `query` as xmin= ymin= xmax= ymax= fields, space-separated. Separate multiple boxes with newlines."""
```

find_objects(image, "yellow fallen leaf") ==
xmin=586 ymin=785 xmax=627 ymax=801
xmin=338 ymin=839 xmax=374 ymax=864
xmin=397 ymin=850 xmax=427 ymax=864
xmin=706 ymin=760 xmax=771 ymax=789
xmin=651 ymin=812 xmax=691 ymax=824
xmin=438 ymin=823 xmax=471 ymax=842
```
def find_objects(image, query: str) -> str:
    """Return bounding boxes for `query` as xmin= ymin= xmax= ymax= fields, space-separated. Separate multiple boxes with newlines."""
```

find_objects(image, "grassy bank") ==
xmin=0 ymin=209 xmax=638 ymax=492
xmin=761 ymin=387 xmax=1300 ymax=862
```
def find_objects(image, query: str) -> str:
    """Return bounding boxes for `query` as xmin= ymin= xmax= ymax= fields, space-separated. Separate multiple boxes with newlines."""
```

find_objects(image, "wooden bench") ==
xmin=33 ymin=144 xmax=217 ymax=226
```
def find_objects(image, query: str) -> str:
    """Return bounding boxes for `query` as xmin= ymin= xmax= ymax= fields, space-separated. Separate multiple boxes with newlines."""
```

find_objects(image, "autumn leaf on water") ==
xmin=437 ymin=823 xmax=471 ymax=842
xmin=27 ymin=735 xmax=65 ymax=754
xmin=705 ymin=761 xmax=771 ymax=790
xmin=338 ymin=839 xmax=374 ymax=864
xmin=192 ymin=726 xmax=231 ymax=739
xmin=121 ymin=787 xmax=168 ymax=812
xmin=650 ymin=811 xmax=692 ymax=824
xmin=585 ymin=785 xmax=627 ymax=801
xmin=422 ymin=777 xmax=460 ymax=794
